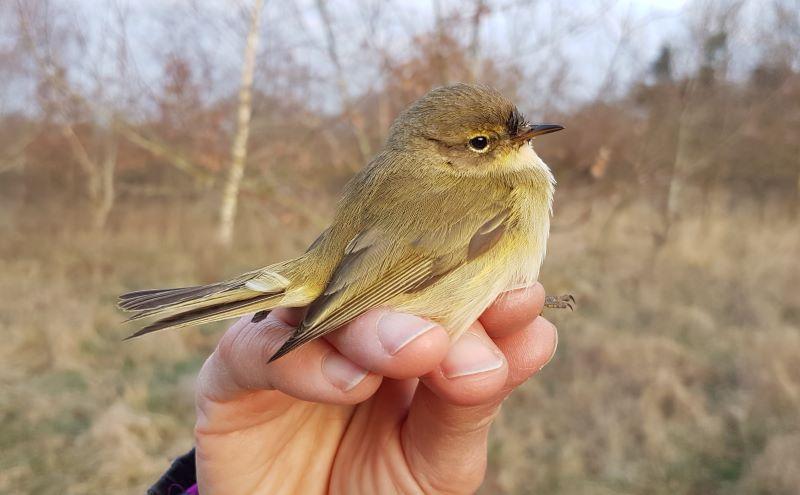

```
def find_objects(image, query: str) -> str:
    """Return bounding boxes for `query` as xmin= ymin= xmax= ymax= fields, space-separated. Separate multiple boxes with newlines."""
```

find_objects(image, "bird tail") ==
xmin=119 ymin=265 xmax=295 ymax=340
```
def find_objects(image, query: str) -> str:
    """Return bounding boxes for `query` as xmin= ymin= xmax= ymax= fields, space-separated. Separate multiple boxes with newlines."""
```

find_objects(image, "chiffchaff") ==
xmin=120 ymin=83 xmax=569 ymax=361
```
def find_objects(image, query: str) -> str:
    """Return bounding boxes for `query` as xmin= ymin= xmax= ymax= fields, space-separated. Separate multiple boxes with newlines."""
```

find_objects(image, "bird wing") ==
xmin=268 ymin=202 xmax=513 ymax=361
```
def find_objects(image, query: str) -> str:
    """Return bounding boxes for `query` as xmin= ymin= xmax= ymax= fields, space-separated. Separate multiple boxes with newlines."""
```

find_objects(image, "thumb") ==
xmin=398 ymin=313 xmax=557 ymax=493
xmin=400 ymin=384 xmax=502 ymax=494
xmin=398 ymin=325 xmax=509 ymax=494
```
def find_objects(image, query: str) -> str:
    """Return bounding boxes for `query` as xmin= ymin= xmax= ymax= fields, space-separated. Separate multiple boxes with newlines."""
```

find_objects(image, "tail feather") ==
xmin=119 ymin=266 xmax=297 ymax=339
xmin=119 ymin=288 xmax=183 ymax=300
xmin=123 ymin=287 xmax=260 ymax=322
xmin=123 ymin=292 xmax=284 ymax=340
xmin=118 ymin=283 xmax=230 ymax=311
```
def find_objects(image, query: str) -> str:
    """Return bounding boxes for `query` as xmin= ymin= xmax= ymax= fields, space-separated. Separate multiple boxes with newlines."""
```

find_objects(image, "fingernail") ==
xmin=441 ymin=332 xmax=504 ymax=379
xmin=322 ymin=353 xmax=369 ymax=391
xmin=377 ymin=312 xmax=438 ymax=355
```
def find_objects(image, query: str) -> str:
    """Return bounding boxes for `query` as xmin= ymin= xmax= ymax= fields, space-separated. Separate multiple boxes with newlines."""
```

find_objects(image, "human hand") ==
xmin=194 ymin=283 xmax=557 ymax=494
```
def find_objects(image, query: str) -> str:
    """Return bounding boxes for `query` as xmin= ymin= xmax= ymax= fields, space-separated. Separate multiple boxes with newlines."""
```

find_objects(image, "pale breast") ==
xmin=505 ymin=204 xmax=551 ymax=291
xmin=503 ymin=148 xmax=555 ymax=291
xmin=389 ymin=144 xmax=555 ymax=340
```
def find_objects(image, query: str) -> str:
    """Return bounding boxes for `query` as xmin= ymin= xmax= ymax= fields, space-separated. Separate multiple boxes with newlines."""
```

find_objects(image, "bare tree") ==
xmin=315 ymin=0 xmax=374 ymax=163
xmin=116 ymin=121 xmax=215 ymax=188
xmin=218 ymin=0 xmax=265 ymax=247
xmin=16 ymin=1 xmax=119 ymax=230
xmin=466 ymin=0 xmax=488 ymax=83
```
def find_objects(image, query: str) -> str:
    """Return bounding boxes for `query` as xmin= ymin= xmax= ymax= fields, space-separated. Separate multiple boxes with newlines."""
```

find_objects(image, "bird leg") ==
xmin=544 ymin=294 xmax=575 ymax=311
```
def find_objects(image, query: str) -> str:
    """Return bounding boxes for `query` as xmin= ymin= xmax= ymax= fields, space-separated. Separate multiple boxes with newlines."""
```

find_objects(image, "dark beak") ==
xmin=513 ymin=123 xmax=565 ymax=142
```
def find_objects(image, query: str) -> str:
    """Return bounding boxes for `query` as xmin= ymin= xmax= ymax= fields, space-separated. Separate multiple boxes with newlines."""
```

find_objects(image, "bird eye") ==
xmin=468 ymin=135 xmax=490 ymax=153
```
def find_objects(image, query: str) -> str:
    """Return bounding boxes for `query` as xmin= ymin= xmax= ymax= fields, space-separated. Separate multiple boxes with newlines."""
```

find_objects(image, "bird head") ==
xmin=386 ymin=83 xmax=563 ymax=176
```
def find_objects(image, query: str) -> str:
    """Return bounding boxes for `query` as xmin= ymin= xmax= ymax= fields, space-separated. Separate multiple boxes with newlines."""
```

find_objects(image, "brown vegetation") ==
xmin=1 ymin=0 xmax=798 ymax=493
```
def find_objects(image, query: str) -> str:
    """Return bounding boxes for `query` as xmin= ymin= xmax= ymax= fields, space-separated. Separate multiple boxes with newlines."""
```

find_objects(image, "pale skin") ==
xmin=195 ymin=282 xmax=557 ymax=494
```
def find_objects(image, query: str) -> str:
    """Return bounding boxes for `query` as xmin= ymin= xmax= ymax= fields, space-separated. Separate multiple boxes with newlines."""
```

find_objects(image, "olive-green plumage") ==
xmin=119 ymin=83 xmax=564 ymax=361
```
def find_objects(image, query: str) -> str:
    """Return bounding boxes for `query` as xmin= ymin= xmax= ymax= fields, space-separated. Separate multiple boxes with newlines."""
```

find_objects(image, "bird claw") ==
xmin=544 ymin=294 xmax=575 ymax=311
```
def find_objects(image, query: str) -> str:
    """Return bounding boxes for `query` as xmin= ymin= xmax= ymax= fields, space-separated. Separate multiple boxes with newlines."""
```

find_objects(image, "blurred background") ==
xmin=1 ymin=0 xmax=799 ymax=493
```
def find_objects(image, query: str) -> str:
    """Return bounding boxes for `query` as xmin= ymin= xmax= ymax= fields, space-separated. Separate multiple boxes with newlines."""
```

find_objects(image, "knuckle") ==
xmin=216 ymin=324 xmax=244 ymax=365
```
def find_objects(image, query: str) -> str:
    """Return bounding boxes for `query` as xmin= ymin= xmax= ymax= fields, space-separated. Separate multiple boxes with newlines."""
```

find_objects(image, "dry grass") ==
xmin=1 ymin=194 xmax=798 ymax=494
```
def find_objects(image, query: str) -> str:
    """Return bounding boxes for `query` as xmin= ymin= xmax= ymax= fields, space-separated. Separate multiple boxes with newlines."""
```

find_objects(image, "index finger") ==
xmin=197 ymin=310 xmax=382 ymax=406
xmin=479 ymin=282 xmax=545 ymax=339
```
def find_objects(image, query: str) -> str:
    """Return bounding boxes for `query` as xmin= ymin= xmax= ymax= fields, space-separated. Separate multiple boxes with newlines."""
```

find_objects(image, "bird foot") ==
xmin=544 ymin=294 xmax=575 ymax=311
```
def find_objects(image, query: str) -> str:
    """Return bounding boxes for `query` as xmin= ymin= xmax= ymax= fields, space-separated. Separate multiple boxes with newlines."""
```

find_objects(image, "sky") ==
xmin=1 ymin=0 xmax=769 ymax=116
xmin=635 ymin=0 xmax=687 ymax=8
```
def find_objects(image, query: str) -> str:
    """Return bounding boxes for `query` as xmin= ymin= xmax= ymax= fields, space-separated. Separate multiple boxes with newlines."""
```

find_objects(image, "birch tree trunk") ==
xmin=218 ymin=0 xmax=265 ymax=247
xmin=59 ymin=119 xmax=117 ymax=230
xmin=95 ymin=129 xmax=118 ymax=230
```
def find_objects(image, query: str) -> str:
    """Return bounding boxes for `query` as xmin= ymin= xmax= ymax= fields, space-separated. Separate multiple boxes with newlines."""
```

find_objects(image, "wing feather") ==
xmin=267 ymin=203 xmax=514 ymax=362
xmin=268 ymin=256 xmax=432 ymax=361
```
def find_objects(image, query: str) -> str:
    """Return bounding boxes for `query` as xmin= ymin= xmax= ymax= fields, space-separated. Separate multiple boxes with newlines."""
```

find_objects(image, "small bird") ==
xmin=120 ymin=84 xmax=572 ymax=361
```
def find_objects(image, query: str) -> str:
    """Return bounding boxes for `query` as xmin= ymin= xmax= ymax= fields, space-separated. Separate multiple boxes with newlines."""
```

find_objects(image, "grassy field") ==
xmin=1 ymin=193 xmax=798 ymax=494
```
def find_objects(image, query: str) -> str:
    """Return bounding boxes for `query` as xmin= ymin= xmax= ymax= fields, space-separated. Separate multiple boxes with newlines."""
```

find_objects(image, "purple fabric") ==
xmin=184 ymin=485 xmax=199 ymax=495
